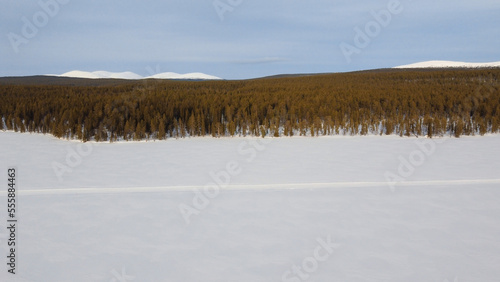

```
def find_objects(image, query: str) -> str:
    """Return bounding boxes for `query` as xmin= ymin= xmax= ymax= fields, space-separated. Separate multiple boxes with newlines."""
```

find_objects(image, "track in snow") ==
xmin=3 ymin=178 xmax=500 ymax=196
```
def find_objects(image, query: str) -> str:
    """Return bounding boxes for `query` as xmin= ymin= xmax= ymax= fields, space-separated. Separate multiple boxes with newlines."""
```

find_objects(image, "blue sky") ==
xmin=1 ymin=0 xmax=499 ymax=79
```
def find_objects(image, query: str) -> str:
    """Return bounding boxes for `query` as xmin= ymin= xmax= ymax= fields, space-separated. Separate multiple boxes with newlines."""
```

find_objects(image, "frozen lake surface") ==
xmin=1 ymin=132 xmax=500 ymax=281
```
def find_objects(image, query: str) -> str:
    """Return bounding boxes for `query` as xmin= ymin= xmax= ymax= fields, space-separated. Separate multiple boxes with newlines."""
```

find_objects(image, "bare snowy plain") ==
xmin=1 ymin=132 xmax=500 ymax=282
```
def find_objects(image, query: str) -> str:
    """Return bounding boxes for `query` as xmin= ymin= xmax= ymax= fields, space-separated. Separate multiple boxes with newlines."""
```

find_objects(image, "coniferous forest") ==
xmin=0 ymin=69 xmax=499 ymax=142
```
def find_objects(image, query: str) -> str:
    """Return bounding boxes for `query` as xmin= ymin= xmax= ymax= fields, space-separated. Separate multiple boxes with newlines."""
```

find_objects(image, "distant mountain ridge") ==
xmin=394 ymin=60 xmax=500 ymax=69
xmin=50 ymin=70 xmax=222 ymax=80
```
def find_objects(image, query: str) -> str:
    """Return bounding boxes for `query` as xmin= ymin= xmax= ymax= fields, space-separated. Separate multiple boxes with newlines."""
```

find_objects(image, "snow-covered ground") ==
xmin=1 ymin=132 xmax=500 ymax=281
xmin=394 ymin=60 xmax=500 ymax=69
xmin=51 ymin=70 xmax=222 ymax=80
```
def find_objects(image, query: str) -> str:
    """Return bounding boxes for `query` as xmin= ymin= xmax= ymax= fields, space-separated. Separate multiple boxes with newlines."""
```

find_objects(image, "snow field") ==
xmin=0 ymin=132 xmax=500 ymax=281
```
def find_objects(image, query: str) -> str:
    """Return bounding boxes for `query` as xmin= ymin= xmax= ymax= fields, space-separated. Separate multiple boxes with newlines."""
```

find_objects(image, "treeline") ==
xmin=0 ymin=69 xmax=499 ymax=141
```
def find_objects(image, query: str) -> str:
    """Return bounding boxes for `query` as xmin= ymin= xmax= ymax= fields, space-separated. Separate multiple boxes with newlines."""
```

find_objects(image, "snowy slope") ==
xmin=394 ymin=60 xmax=500 ymax=69
xmin=92 ymin=71 xmax=143 ymax=80
xmin=56 ymin=70 xmax=222 ymax=80
xmin=146 ymin=72 xmax=222 ymax=80
xmin=58 ymin=70 xmax=103 ymax=79
xmin=1 ymin=132 xmax=500 ymax=281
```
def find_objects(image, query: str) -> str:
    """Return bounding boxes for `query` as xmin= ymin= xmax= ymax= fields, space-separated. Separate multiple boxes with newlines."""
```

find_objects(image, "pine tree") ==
xmin=158 ymin=118 xmax=166 ymax=140
xmin=187 ymin=113 xmax=196 ymax=137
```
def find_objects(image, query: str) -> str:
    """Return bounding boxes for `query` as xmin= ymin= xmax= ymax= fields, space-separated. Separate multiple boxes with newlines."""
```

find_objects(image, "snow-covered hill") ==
xmin=55 ymin=70 xmax=222 ymax=80
xmin=394 ymin=60 xmax=500 ymax=69
xmin=147 ymin=72 xmax=221 ymax=80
